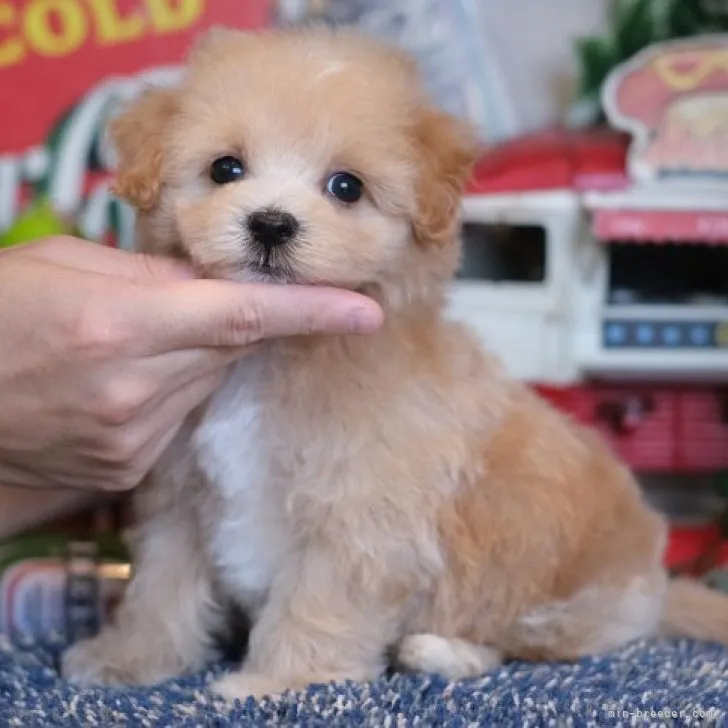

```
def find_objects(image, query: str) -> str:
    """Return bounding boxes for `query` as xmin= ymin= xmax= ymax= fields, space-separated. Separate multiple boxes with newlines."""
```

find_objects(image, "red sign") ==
xmin=603 ymin=35 xmax=728 ymax=183
xmin=593 ymin=209 xmax=728 ymax=244
xmin=0 ymin=0 xmax=270 ymax=154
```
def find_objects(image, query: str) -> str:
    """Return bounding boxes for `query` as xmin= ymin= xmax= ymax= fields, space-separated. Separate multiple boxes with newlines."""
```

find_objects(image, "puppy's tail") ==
xmin=660 ymin=577 xmax=728 ymax=644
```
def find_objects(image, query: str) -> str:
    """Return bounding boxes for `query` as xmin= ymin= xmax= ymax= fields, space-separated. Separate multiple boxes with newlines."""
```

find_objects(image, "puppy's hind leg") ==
xmin=506 ymin=572 xmax=667 ymax=662
xmin=395 ymin=634 xmax=503 ymax=681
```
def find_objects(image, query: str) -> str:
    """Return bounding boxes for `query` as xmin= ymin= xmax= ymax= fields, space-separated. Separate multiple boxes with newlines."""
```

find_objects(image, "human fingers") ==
xmin=91 ymin=369 xmax=226 ymax=490
xmin=21 ymin=236 xmax=194 ymax=282
xmin=126 ymin=279 xmax=384 ymax=354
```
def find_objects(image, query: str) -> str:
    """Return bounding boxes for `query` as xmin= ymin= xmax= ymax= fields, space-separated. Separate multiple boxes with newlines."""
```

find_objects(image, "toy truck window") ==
xmin=607 ymin=242 xmax=728 ymax=305
xmin=457 ymin=223 xmax=546 ymax=283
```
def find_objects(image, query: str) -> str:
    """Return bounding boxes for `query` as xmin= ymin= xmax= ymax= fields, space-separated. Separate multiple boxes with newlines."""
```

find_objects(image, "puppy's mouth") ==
xmin=240 ymin=238 xmax=304 ymax=284
xmin=246 ymin=260 xmax=299 ymax=284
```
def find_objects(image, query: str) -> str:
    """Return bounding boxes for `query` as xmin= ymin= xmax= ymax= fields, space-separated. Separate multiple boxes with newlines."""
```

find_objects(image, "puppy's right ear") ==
xmin=108 ymin=86 xmax=180 ymax=212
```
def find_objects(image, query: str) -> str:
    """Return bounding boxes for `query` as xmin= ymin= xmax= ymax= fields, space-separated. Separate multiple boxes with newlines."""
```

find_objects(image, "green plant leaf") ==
xmin=0 ymin=198 xmax=76 ymax=248
xmin=575 ymin=36 xmax=618 ymax=98
xmin=666 ymin=0 xmax=728 ymax=35
xmin=613 ymin=0 xmax=661 ymax=59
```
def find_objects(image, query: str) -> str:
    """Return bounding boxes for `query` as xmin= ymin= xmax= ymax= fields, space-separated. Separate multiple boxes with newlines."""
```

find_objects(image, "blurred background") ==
xmin=1 ymin=0 xmax=728 ymax=642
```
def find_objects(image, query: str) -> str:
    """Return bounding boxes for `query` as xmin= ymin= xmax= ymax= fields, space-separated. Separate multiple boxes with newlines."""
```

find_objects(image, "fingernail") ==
xmin=347 ymin=306 xmax=383 ymax=334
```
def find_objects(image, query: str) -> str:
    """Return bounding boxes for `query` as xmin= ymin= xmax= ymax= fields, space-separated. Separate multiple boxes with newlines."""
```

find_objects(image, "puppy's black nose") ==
xmin=247 ymin=209 xmax=299 ymax=248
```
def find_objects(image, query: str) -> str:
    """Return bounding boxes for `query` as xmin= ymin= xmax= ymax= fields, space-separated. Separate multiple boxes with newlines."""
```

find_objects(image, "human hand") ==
xmin=0 ymin=237 xmax=382 ymax=491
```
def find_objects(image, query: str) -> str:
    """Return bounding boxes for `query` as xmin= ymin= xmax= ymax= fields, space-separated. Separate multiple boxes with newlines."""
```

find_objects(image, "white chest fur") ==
xmin=193 ymin=357 xmax=291 ymax=612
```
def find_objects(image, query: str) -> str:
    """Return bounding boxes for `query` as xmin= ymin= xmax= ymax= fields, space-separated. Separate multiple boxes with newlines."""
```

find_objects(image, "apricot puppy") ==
xmin=62 ymin=27 xmax=728 ymax=701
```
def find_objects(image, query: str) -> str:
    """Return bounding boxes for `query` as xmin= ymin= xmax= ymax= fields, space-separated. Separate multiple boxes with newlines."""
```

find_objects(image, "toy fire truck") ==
xmin=451 ymin=36 xmax=728 ymax=482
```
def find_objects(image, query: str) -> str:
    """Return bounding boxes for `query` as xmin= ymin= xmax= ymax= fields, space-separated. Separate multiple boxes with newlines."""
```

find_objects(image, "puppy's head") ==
xmin=110 ymin=27 xmax=479 ymax=307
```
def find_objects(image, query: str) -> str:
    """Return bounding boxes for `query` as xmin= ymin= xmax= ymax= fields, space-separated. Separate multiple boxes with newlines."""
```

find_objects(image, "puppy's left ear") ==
xmin=412 ymin=108 xmax=480 ymax=247
xmin=108 ymin=86 xmax=181 ymax=212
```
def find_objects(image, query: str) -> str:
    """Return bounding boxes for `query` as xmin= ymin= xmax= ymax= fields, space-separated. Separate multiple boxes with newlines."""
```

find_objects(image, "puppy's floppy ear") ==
xmin=108 ymin=86 xmax=180 ymax=212
xmin=412 ymin=108 xmax=480 ymax=247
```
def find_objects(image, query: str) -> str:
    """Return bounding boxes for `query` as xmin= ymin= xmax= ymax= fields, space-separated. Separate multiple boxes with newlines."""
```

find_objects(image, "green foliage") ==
xmin=575 ymin=36 xmax=616 ymax=97
xmin=0 ymin=198 xmax=76 ymax=248
xmin=612 ymin=0 xmax=660 ymax=60
xmin=572 ymin=0 xmax=728 ymax=124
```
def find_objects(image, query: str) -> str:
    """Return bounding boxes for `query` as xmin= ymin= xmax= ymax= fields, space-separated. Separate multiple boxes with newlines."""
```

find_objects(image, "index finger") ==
xmin=126 ymin=279 xmax=384 ymax=354
xmin=21 ymin=236 xmax=195 ymax=282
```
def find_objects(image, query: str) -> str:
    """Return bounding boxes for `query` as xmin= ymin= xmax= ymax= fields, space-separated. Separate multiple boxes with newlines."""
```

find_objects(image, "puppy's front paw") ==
xmin=62 ymin=636 xmax=130 ymax=687
xmin=61 ymin=631 xmax=185 ymax=687
xmin=212 ymin=671 xmax=285 ymax=703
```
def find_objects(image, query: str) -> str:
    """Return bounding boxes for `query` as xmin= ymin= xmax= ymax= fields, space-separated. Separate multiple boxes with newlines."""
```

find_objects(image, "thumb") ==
xmin=136 ymin=280 xmax=385 ymax=353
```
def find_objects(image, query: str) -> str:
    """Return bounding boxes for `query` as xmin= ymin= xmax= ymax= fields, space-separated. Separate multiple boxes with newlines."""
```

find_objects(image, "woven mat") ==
xmin=1 ymin=636 xmax=727 ymax=726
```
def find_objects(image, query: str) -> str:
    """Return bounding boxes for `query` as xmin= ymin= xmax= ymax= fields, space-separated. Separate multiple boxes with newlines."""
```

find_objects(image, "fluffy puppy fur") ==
xmin=62 ymin=27 xmax=728 ymax=700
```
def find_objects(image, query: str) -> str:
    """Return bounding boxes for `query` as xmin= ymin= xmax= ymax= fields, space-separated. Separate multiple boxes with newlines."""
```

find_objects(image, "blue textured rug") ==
xmin=1 ymin=635 xmax=727 ymax=726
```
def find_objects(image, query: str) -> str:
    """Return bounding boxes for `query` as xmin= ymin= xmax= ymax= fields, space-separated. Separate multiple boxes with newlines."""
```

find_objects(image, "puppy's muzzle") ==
xmin=248 ymin=209 xmax=299 ymax=250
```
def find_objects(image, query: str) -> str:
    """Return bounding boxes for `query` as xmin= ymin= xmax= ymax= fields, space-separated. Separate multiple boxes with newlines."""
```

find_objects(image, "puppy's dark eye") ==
xmin=326 ymin=172 xmax=363 ymax=204
xmin=210 ymin=156 xmax=245 ymax=185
